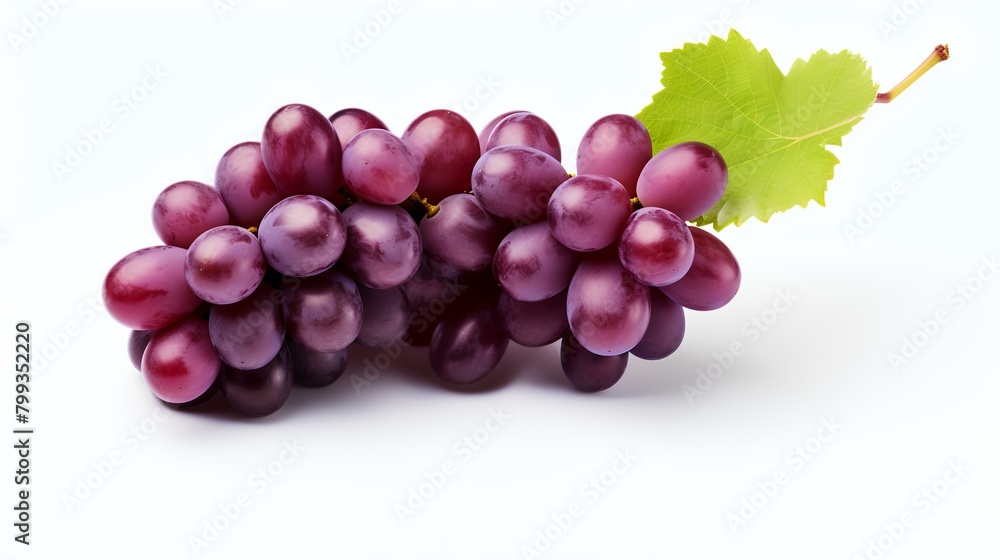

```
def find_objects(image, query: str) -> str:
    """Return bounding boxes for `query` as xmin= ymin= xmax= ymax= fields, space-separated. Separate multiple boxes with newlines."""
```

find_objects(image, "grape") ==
xmin=261 ymin=103 xmax=342 ymax=198
xmin=576 ymin=114 xmax=652 ymax=197
xmin=547 ymin=174 xmax=631 ymax=252
xmin=402 ymin=257 xmax=456 ymax=314
xmin=287 ymin=337 xmax=348 ymax=388
xmin=141 ymin=316 xmax=220 ymax=404
xmin=430 ymin=297 xmax=509 ymax=385
xmin=420 ymin=193 xmax=508 ymax=272
xmin=560 ymin=332 xmax=628 ymax=392
xmin=636 ymin=141 xmax=728 ymax=221
xmin=631 ymin=290 xmax=685 ymax=360
xmin=497 ymin=290 xmax=569 ymax=348
xmin=151 ymin=181 xmax=230 ymax=249
xmin=341 ymin=201 xmax=422 ymax=289
xmin=472 ymin=145 xmax=568 ymax=224
xmin=356 ymin=285 xmax=409 ymax=348
xmin=208 ymin=282 xmax=285 ymax=370
xmin=494 ymin=221 xmax=580 ymax=302
xmin=485 ymin=112 xmax=561 ymax=162
xmin=402 ymin=109 xmax=480 ymax=203
xmin=257 ymin=195 xmax=346 ymax=277
xmin=618 ymin=207 xmax=695 ymax=286
xmin=104 ymin=246 xmax=203 ymax=330
xmin=401 ymin=257 xmax=464 ymax=347
xmin=660 ymin=227 xmax=741 ymax=311
xmin=477 ymin=110 xmax=525 ymax=154
xmin=329 ymin=107 xmax=388 ymax=149
xmin=215 ymin=142 xmax=285 ymax=229
xmin=164 ymin=375 xmax=221 ymax=408
xmin=185 ymin=225 xmax=267 ymax=305
xmin=222 ymin=346 xmax=293 ymax=417
xmin=110 ymin=103 xmax=747 ymax=398
xmin=426 ymin=254 xmax=485 ymax=284
xmin=282 ymin=269 xmax=363 ymax=353
xmin=567 ymin=253 xmax=651 ymax=356
xmin=341 ymin=129 xmax=420 ymax=205
xmin=127 ymin=329 xmax=157 ymax=371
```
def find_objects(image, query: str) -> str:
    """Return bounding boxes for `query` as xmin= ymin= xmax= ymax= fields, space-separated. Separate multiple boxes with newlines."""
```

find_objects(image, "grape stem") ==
xmin=875 ymin=44 xmax=949 ymax=104
xmin=338 ymin=186 xmax=357 ymax=205
xmin=409 ymin=192 xmax=440 ymax=217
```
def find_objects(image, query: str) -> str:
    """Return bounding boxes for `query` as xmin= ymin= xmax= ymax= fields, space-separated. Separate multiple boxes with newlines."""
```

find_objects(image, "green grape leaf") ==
xmin=636 ymin=30 xmax=878 ymax=229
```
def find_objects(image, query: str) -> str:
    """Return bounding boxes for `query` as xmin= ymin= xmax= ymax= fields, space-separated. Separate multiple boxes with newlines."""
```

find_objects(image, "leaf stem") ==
xmin=875 ymin=44 xmax=949 ymax=104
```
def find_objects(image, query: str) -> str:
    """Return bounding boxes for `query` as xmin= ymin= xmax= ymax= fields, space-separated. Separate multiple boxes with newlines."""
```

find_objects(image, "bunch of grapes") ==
xmin=103 ymin=104 xmax=740 ymax=416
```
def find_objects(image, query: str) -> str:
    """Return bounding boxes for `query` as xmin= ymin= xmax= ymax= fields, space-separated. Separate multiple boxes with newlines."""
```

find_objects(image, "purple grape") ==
xmin=329 ymin=107 xmax=388 ymax=149
xmin=497 ymin=290 xmax=569 ymax=348
xmin=215 ymin=141 xmax=286 ymax=229
xmin=420 ymin=194 xmax=508 ymax=272
xmin=341 ymin=129 xmax=420 ymax=205
xmin=576 ymin=114 xmax=652 ymax=197
xmin=403 ymin=257 xmax=458 ymax=314
xmin=618 ymin=207 xmax=695 ymax=286
xmin=430 ymin=297 xmax=509 ymax=385
xmin=208 ymin=282 xmax=285 ymax=370
xmin=163 ymin=374 xmax=222 ymax=408
xmin=567 ymin=253 xmax=651 ymax=356
xmin=401 ymin=257 xmax=467 ymax=347
xmin=477 ymin=110 xmax=525 ymax=154
xmin=184 ymin=225 xmax=266 ymax=305
xmin=660 ymin=227 xmax=741 ymax=311
xmin=631 ymin=290 xmax=685 ymax=360
xmin=287 ymin=337 xmax=348 ymax=388
xmin=547 ymin=174 xmax=632 ymax=252
xmin=341 ymin=201 xmax=422 ymax=289
xmin=261 ymin=103 xmax=342 ymax=198
xmin=152 ymin=181 xmax=230 ymax=249
xmin=222 ymin=346 xmax=293 ymax=417
xmin=104 ymin=246 xmax=203 ymax=330
xmin=636 ymin=141 xmax=728 ymax=221
xmin=257 ymin=195 xmax=347 ymax=277
xmin=560 ymin=332 xmax=628 ymax=392
xmin=282 ymin=269 xmax=363 ymax=352
xmin=356 ymin=285 xmax=410 ymax=348
xmin=402 ymin=110 xmax=480 ymax=203
xmin=472 ymin=145 xmax=568 ymax=224
xmin=485 ymin=112 xmax=561 ymax=162
xmin=426 ymin=254 xmax=486 ymax=285
xmin=494 ymin=222 xmax=580 ymax=302
xmin=127 ymin=329 xmax=157 ymax=371
xmin=141 ymin=316 xmax=220 ymax=404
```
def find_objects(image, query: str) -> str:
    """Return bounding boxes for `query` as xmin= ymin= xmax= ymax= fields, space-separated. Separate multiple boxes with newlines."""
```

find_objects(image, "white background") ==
xmin=1 ymin=0 xmax=998 ymax=558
